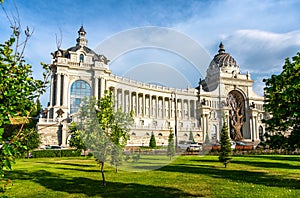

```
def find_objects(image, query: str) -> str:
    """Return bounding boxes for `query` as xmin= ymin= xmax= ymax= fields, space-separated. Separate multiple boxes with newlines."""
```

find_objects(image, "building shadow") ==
xmin=158 ymin=164 xmax=300 ymax=189
xmin=5 ymin=169 xmax=201 ymax=197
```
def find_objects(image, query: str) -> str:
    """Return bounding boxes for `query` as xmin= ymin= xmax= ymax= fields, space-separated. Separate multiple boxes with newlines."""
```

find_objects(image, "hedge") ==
xmin=32 ymin=149 xmax=81 ymax=158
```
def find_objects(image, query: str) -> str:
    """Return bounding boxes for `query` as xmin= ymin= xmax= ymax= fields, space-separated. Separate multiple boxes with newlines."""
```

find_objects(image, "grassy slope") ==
xmin=3 ymin=155 xmax=300 ymax=198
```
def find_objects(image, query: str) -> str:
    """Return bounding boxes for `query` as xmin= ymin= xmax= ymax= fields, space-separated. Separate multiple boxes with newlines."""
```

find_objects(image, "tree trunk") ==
xmin=100 ymin=162 xmax=106 ymax=186
xmin=230 ymin=108 xmax=244 ymax=141
xmin=232 ymin=124 xmax=243 ymax=141
xmin=115 ymin=164 xmax=118 ymax=173
xmin=234 ymin=130 xmax=243 ymax=141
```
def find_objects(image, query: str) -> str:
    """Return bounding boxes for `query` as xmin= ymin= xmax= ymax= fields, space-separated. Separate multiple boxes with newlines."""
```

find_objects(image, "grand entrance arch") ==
xmin=227 ymin=90 xmax=245 ymax=141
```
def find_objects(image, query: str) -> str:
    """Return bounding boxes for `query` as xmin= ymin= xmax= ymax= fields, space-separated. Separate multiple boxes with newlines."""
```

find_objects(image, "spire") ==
xmin=76 ymin=25 xmax=87 ymax=47
xmin=218 ymin=42 xmax=225 ymax=54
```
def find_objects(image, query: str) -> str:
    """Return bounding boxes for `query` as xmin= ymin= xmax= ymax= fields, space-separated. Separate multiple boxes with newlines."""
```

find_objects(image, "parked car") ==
xmin=178 ymin=140 xmax=202 ymax=152
xmin=230 ymin=141 xmax=236 ymax=150
xmin=236 ymin=141 xmax=246 ymax=146
xmin=45 ymin=145 xmax=66 ymax=150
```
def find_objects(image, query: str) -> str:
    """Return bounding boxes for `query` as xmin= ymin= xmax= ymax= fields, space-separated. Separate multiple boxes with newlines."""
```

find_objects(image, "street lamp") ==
xmin=171 ymin=91 xmax=178 ymax=152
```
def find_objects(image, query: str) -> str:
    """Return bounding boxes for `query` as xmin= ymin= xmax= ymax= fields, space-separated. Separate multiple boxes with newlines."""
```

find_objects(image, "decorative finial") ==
xmin=76 ymin=25 xmax=87 ymax=47
xmin=218 ymin=42 xmax=225 ymax=54
xmin=78 ymin=25 xmax=86 ymax=34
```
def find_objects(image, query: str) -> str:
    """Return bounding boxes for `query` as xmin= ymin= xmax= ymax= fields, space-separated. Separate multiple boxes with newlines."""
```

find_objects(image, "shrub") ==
xmin=149 ymin=132 xmax=157 ymax=148
xmin=32 ymin=149 xmax=81 ymax=158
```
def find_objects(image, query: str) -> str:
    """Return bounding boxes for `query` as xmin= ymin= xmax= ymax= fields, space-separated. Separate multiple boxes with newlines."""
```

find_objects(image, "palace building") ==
xmin=37 ymin=26 xmax=266 ymax=147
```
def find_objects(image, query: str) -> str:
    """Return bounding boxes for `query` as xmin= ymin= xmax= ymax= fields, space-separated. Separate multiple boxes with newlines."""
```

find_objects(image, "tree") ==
xmin=167 ymin=128 xmax=175 ymax=160
xmin=12 ymin=102 xmax=42 ymax=158
xmin=75 ymin=97 xmax=110 ymax=186
xmin=73 ymin=91 xmax=134 ymax=185
xmin=219 ymin=119 xmax=232 ymax=168
xmin=68 ymin=122 xmax=86 ymax=151
xmin=189 ymin=131 xmax=195 ymax=143
xmin=17 ymin=127 xmax=41 ymax=158
xmin=149 ymin=132 xmax=156 ymax=148
xmin=0 ymin=1 xmax=49 ymax=192
xmin=109 ymin=108 xmax=134 ymax=173
xmin=263 ymin=52 xmax=300 ymax=149
xmin=227 ymin=92 xmax=245 ymax=141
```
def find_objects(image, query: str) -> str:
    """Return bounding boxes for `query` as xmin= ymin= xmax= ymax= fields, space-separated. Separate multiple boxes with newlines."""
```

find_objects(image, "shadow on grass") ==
xmin=191 ymin=156 xmax=300 ymax=169
xmin=36 ymin=161 xmax=96 ymax=168
xmin=236 ymin=155 xmax=300 ymax=162
xmin=158 ymin=164 xmax=300 ymax=189
xmin=5 ymin=170 xmax=200 ymax=197
xmin=231 ymin=160 xmax=300 ymax=170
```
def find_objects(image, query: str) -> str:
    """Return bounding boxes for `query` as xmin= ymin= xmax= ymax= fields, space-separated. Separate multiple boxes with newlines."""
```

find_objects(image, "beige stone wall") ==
xmin=37 ymin=123 xmax=60 ymax=146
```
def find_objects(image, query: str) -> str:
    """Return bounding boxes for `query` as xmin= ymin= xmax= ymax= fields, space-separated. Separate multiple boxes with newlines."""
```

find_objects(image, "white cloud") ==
xmin=224 ymin=29 xmax=300 ymax=74
xmin=2 ymin=0 xmax=300 ymax=106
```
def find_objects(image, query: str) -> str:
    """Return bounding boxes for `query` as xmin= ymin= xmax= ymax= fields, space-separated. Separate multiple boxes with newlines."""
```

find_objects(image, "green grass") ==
xmin=3 ymin=155 xmax=300 ymax=198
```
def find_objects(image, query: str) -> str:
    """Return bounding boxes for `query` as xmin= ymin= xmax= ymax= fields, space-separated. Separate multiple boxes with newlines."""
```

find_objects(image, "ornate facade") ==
xmin=37 ymin=26 xmax=266 ymax=147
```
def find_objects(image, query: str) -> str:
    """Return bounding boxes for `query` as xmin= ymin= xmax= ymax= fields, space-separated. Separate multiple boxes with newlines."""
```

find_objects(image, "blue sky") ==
xmin=1 ymin=0 xmax=300 ymax=107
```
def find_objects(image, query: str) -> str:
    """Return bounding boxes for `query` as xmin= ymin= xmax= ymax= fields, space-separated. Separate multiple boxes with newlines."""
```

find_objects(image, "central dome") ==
xmin=208 ymin=42 xmax=240 ymax=74
xmin=213 ymin=42 xmax=237 ymax=67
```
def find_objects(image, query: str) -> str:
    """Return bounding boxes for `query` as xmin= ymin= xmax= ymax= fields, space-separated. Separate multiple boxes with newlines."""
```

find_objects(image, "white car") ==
xmin=178 ymin=140 xmax=202 ymax=152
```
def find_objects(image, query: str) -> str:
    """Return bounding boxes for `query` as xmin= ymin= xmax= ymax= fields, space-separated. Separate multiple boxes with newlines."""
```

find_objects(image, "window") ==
xmin=70 ymin=80 xmax=91 ymax=114
xmin=211 ymin=125 xmax=217 ymax=141
xmin=79 ymin=54 xmax=84 ymax=63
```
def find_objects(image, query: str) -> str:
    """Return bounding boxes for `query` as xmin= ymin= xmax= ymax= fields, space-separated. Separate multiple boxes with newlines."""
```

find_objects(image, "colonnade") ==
xmin=109 ymin=87 xmax=198 ymax=121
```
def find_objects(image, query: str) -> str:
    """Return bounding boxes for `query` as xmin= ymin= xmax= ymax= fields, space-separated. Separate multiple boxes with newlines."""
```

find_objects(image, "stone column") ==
xmin=61 ymin=121 xmax=67 ymax=147
xmin=254 ymin=116 xmax=257 ymax=140
xmin=202 ymin=114 xmax=208 ymax=134
xmin=114 ymin=88 xmax=117 ymax=111
xmin=249 ymin=116 xmax=253 ymax=141
xmin=56 ymin=74 xmax=61 ymax=106
xmin=251 ymin=117 xmax=255 ymax=140
xmin=62 ymin=74 xmax=69 ymax=107
xmin=149 ymin=95 xmax=152 ymax=118
xmin=99 ymin=77 xmax=106 ymax=99
xmin=49 ymin=74 xmax=54 ymax=107
xmin=155 ymin=96 xmax=159 ymax=118
xmin=143 ymin=94 xmax=146 ymax=117
xmin=206 ymin=114 xmax=209 ymax=134
xmin=188 ymin=100 xmax=191 ymax=119
xmin=128 ymin=91 xmax=131 ymax=113
xmin=94 ymin=77 xmax=98 ymax=100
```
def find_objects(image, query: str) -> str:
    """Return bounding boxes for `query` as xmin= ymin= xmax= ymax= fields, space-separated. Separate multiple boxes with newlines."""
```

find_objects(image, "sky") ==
xmin=1 ymin=0 xmax=300 ymax=107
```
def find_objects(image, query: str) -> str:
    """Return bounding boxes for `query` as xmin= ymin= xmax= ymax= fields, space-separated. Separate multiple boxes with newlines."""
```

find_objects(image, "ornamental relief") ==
xmin=240 ymin=86 xmax=247 ymax=94
xmin=225 ymin=85 xmax=234 ymax=95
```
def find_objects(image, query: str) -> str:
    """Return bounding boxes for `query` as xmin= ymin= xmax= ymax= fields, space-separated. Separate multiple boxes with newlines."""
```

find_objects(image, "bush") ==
xmin=149 ymin=132 xmax=157 ymax=148
xmin=32 ymin=149 xmax=81 ymax=158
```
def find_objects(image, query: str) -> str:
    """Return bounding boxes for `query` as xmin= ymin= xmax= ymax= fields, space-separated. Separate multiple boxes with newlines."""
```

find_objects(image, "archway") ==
xmin=227 ymin=90 xmax=245 ymax=141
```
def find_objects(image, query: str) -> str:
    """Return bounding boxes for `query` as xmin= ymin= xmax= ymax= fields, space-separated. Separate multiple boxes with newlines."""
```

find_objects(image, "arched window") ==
xmin=79 ymin=54 xmax=84 ymax=63
xmin=70 ymin=80 xmax=91 ymax=114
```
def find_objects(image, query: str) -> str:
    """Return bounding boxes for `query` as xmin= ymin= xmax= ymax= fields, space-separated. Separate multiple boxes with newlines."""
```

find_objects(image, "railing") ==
xmin=109 ymin=74 xmax=197 ymax=95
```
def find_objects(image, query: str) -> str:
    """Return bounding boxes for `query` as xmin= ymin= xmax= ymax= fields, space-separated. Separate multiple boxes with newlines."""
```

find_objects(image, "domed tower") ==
xmin=202 ymin=42 xmax=240 ymax=91
xmin=198 ymin=42 xmax=266 ymax=144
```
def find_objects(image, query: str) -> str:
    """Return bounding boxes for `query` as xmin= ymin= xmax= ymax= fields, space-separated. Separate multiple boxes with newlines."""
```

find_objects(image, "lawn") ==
xmin=3 ymin=154 xmax=300 ymax=198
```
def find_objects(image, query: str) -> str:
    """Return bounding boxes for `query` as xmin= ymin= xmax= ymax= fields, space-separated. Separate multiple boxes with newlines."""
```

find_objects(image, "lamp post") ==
xmin=171 ymin=92 xmax=178 ymax=152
